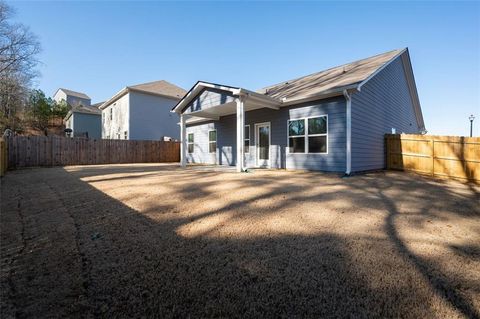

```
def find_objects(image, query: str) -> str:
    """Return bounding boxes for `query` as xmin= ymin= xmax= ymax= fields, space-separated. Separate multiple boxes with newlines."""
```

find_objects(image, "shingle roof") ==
xmin=59 ymin=88 xmax=91 ymax=100
xmin=260 ymin=49 xmax=403 ymax=101
xmin=71 ymin=104 xmax=101 ymax=115
xmin=129 ymin=80 xmax=186 ymax=100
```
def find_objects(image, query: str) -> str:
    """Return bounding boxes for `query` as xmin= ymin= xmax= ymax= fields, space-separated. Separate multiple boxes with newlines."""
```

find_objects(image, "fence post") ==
xmin=431 ymin=137 xmax=435 ymax=177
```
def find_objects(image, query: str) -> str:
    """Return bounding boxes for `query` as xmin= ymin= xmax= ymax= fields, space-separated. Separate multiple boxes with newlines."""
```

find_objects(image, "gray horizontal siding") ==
xmin=184 ymin=88 xmax=235 ymax=113
xmin=186 ymin=96 xmax=346 ymax=172
xmin=351 ymin=55 xmax=421 ymax=172
xmin=185 ymin=122 xmax=216 ymax=164
xmin=73 ymin=113 xmax=101 ymax=139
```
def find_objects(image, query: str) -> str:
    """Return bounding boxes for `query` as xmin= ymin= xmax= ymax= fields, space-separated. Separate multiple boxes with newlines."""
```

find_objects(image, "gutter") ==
xmin=343 ymin=89 xmax=353 ymax=176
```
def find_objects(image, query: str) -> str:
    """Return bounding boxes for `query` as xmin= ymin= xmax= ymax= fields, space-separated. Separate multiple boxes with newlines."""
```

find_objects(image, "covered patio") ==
xmin=173 ymin=82 xmax=283 ymax=172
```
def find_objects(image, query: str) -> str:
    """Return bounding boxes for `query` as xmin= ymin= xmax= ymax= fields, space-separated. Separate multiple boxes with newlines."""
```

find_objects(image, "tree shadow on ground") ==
xmin=1 ymin=165 xmax=479 ymax=318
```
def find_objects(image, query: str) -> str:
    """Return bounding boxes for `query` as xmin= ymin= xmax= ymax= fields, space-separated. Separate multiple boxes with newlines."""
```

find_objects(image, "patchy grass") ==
xmin=1 ymin=164 xmax=479 ymax=318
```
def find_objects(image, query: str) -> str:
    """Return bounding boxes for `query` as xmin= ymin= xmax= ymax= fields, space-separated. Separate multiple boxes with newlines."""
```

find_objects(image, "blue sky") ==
xmin=8 ymin=1 xmax=480 ymax=136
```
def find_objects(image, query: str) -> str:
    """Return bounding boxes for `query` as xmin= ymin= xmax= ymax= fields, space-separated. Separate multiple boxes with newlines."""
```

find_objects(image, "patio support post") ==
xmin=180 ymin=114 xmax=186 ymax=167
xmin=236 ymin=96 xmax=245 ymax=172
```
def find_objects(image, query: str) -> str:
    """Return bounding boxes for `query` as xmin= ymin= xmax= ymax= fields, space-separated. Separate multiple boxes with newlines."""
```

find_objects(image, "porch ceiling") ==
xmin=186 ymin=99 xmax=278 ymax=121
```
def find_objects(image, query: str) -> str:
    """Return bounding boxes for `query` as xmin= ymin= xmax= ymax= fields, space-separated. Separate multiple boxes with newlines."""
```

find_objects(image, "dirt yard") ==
xmin=1 ymin=164 xmax=479 ymax=318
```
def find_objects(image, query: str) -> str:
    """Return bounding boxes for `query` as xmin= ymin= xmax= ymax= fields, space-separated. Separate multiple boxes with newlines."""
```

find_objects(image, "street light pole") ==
xmin=469 ymin=114 xmax=475 ymax=137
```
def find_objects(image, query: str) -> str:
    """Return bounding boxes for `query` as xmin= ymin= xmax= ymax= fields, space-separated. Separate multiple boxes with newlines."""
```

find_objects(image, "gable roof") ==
xmin=129 ymin=80 xmax=186 ymax=99
xmin=260 ymin=49 xmax=403 ymax=102
xmin=173 ymin=49 xmax=405 ymax=113
xmin=99 ymin=80 xmax=186 ymax=109
xmin=172 ymin=48 xmax=423 ymax=130
xmin=64 ymin=103 xmax=102 ymax=121
xmin=57 ymin=88 xmax=90 ymax=100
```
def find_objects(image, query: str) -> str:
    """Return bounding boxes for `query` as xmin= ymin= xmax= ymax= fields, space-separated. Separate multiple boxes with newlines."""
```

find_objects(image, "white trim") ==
xmin=244 ymin=125 xmax=250 ymax=153
xmin=172 ymin=81 xmax=282 ymax=114
xmin=173 ymin=82 xmax=240 ymax=114
xmin=254 ymin=122 xmax=271 ymax=168
xmin=281 ymin=85 xmax=357 ymax=106
xmin=208 ymin=129 xmax=217 ymax=154
xmin=236 ymin=97 xmax=245 ymax=172
xmin=286 ymin=115 xmax=329 ymax=155
xmin=343 ymin=90 xmax=352 ymax=175
xmin=180 ymin=114 xmax=187 ymax=167
xmin=187 ymin=132 xmax=194 ymax=154
xmin=357 ymin=48 xmax=407 ymax=91
xmin=400 ymin=51 xmax=425 ymax=131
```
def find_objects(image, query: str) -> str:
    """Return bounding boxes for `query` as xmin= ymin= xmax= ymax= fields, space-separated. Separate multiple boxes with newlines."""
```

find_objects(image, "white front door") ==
xmin=255 ymin=122 xmax=270 ymax=168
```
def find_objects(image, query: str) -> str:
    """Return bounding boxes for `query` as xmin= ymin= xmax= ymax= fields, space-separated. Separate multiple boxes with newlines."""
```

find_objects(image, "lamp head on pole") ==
xmin=469 ymin=114 xmax=475 ymax=122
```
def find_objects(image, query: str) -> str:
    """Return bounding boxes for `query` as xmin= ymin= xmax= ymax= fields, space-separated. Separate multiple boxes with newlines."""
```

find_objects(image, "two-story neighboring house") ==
xmin=55 ymin=88 xmax=103 ymax=138
xmin=100 ymin=80 xmax=186 ymax=140
xmin=53 ymin=88 xmax=91 ymax=107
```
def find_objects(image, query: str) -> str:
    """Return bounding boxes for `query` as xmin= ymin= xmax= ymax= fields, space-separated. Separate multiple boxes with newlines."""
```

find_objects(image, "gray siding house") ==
xmin=100 ymin=80 xmax=186 ymax=140
xmin=53 ymin=88 xmax=91 ymax=108
xmin=64 ymin=103 xmax=102 ymax=139
xmin=172 ymin=48 xmax=425 ymax=174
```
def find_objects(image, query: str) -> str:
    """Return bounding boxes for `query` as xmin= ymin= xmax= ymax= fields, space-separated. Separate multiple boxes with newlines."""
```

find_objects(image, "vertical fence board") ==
xmin=386 ymin=134 xmax=479 ymax=182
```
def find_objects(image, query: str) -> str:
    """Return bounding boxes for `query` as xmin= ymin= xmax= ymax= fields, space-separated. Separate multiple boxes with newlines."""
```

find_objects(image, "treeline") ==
xmin=0 ymin=2 xmax=68 ymax=135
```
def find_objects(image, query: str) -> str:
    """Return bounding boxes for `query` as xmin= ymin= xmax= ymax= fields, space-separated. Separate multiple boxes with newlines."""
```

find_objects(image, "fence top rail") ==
xmin=5 ymin=136 xmax=180 ymax=143
xmin=385 ymin=134 xmax=480 ymax=143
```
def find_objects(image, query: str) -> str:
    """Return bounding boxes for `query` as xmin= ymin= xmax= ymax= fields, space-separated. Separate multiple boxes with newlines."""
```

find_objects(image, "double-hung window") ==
xmin=188 ymin=133 xmax=194 ymax=153
xmin=244 ymin=125 xmax=250 ymax=153
xmin=208 ymin=130 xmax=217 ymax=153
xmin=288 ymin=115 xmax=328 ymax=154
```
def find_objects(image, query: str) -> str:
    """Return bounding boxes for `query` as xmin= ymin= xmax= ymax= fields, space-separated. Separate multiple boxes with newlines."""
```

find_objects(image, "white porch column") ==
xmin=180 ymin=114 xmax=187 ymax=167
xmin=236 ymin=96 xmax=245 ymax=172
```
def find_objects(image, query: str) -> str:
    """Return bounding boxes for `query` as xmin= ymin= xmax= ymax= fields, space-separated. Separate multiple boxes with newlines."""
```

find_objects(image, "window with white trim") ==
xmin=288 ymin=115 xmax=328 ymax=154
xmin=244 ymin=125 xmax=250 ymax=153
xmin=187 ymin=133 xmax=194 ymax=153
xmin=208 ymin=130 xmax=217 ymax=153
xmin=110 ymin=108 xmax=113 ymax=120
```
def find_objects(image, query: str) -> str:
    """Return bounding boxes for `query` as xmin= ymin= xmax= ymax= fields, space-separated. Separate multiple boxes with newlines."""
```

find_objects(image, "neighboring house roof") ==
xmin=55 ymin=88 xmax=91 ymax=100
xmin=172 ymin=48 xmax=424 ymax=130
xmin=99 ymin=80 xmax=186 ymax=110
xmin=64 ymin=103 xmax=102 ymax=122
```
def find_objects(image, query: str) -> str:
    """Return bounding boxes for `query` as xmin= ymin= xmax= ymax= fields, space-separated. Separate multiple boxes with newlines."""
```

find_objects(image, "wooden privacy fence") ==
xmin=386 ymin=134 xmax=480 ymax=182
xmin=6 ymin=136 xmax=180 ymax=169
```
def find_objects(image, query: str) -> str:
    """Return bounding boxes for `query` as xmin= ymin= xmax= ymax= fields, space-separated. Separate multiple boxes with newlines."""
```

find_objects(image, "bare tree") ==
xmin=0 ymin=1 xmax=40 ymax=132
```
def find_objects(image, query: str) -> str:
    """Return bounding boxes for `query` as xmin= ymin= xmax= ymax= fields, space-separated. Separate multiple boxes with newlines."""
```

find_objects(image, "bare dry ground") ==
xmin=1 ymin=164 xmax=479 ymax=318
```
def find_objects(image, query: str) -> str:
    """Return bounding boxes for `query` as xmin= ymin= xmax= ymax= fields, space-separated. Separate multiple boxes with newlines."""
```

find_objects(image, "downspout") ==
xmin=343 ymin=89 xmax=352 ymax=176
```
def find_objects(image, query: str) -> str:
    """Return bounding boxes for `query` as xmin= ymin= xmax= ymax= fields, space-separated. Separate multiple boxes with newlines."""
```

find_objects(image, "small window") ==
xmin=124 ymin=131 xmax=128 ymax=140
xmin=244 ymin=125 xmax=250 ymax=153
xmin=208 ymin=130 xmax=217 ymax=153
xmin=307 ymin=116 xmax=327 ymax=153
xmin=110 ymin=108 xmax=113 ymax=120
xmin=288 ymin=119 xmax=305 ymax=153
xmin=187 ymin=133 xmax=194 ymax=153
xmin=288 ymin=116 xmax=328 ymax=154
